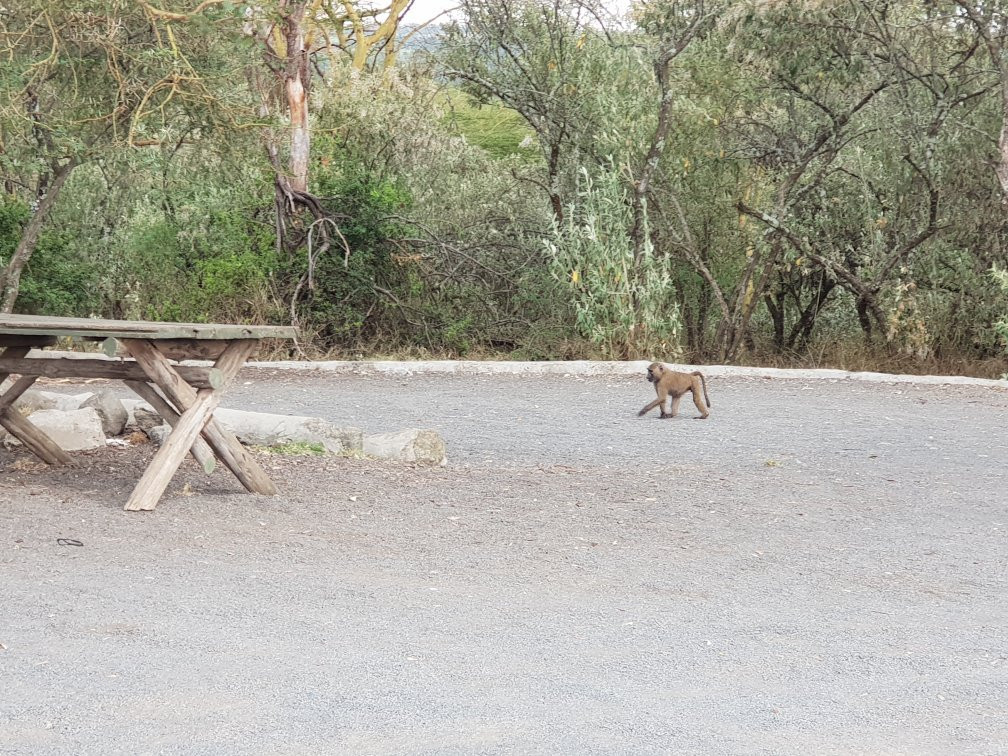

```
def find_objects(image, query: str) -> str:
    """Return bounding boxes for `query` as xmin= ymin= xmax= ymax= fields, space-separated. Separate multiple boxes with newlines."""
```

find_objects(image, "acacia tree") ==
xmin=117 ymin=1 xmax=412 ymax=336
xmin=0 ymin=1 xmax=233 ymax=312
xmin=325 ymin=0 xmax=416 ymax=71
xmin=953 ymin=2 xmax=1008 ymax=203
xmin=444 ymin=0 xmax=616 ymax=222
xmin=724 ymin=1 xmax=958 ymax=351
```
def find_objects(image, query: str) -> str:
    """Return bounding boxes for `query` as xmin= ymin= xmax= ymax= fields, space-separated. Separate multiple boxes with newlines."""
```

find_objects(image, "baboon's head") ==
xmin=645 ymin=362 xmax=664 ymax=383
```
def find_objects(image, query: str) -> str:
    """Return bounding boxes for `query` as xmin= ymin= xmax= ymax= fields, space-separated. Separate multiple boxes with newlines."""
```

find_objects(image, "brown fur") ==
xmin=637 ymin=361 xmax=710 ymax=420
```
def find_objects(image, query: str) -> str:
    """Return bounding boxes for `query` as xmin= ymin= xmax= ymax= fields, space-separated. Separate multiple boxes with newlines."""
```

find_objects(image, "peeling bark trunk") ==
xmin=283 ymin=3 xmax=310 ymax=194
xmin=997 ymin=78 xmax=1008 ymax=205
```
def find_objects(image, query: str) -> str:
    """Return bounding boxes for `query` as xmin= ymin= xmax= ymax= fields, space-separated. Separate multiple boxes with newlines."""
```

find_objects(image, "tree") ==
xmin=953 ymin=2 xmax=1008 ymax=203
xmin=0 ymin=0 xmax=239 ymax=312
xmin=325 ymin=0 xmax=415 ymax=71
xmin=444 ymin=0 xmax=617 ymax=221
xmin=726 ymin=1 xmax=957 ymax=352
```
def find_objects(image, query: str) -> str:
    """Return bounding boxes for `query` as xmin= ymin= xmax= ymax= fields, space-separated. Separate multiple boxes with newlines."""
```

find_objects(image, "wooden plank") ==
xmin=0 ymin=346 xmax=30 ymax=388
xmin=0 ymin=314 xmax=295 ymax=341
xmin=123 ymin=388 xmax=219 ymax=511
xmin=123 ymin=339 xmax=277 ymax=497
xmin=0 ymin=375 xmax=38 ymax=413
xmin=141 ymin=339 xmax=229 ymax=361
xmin=102 ymin=336 xmax=231 ymax=360
xmin=98 ymin=336 xmax=229 ymax=359
xmin=125 ymin=380 xmax=216 ymax=475
xmin=0 ymin=356 xmax=224 ymax=389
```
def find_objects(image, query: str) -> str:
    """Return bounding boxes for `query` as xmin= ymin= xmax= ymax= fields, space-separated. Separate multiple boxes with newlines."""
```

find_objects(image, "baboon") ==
xmin=637 ymin=362 xmax=710 ymax=420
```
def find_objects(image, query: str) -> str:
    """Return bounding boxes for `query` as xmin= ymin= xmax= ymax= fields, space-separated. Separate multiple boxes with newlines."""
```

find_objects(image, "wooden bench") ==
xmin=0 ymin=315 xmax=296 ymax=511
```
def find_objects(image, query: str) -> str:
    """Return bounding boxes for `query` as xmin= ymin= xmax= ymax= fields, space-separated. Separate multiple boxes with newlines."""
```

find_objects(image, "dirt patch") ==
xmin=1 ymin=375 xmax=1006 ymax=754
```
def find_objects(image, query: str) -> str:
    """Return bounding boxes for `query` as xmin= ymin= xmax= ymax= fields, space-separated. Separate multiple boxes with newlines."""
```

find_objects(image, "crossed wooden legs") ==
xmin=0 ymin=339 xmax=277 ymax=511
xmin=121 ymin=338 xmax=276 ymax=511
xmin=0 ymin=346 xmax=75 ymax=466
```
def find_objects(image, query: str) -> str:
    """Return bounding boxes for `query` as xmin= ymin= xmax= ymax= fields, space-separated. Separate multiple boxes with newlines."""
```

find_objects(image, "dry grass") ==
xmin=247 ymin=331 xmax=1008 ymax=380
xmin=737 ymin=342 xmax=1008 ymax=380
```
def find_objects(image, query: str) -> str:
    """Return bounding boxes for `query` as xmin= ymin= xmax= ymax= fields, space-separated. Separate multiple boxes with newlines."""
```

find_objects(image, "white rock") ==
xmin=363 ymin=429 xmax=446 ymax=464
xmin=9 ymin=389 xmax=93 ymax=414
xmin=82 ymin=390 xmax=128 ymax=436
xmin=9 ymin=389 xmax=56 ymax=415
xmin=133 ymin=406 xmax=164 ymax=433
xmin=212 ymin=408 xmax=363 ymax=454
xmin=7 ymin=408 xmax=106 ymax=451
xmin=147 ymin=424 xmax=172 ymax=446
xmin=120 ymin=398 xmax=154 ymax=430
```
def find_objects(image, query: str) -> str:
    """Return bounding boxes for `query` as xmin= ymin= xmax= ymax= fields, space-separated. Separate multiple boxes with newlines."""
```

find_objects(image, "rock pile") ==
xmin=0 ymin=387 xmax=446 ymax=464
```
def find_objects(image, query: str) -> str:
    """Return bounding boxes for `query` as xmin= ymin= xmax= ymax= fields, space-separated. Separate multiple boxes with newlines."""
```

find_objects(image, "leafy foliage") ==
xmin=547 ymin=168 xmax=683 ymax=357
xmin=0 ymin=0 xmax=1006 ymax=374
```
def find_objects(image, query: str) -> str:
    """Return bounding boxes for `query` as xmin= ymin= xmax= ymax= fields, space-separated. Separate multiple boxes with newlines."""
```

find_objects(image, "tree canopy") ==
xmin=0 ymin=0 xmax=1005 ymax=374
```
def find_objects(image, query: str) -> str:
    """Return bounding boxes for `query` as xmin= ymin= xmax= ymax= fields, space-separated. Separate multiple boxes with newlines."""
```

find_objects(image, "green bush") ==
xmin=1 ymin=195 xmax=100 ymax=316
xmin=993 ymin=267 xmax=1008 ymax=350
xmin=0 ymin=196 xmax=27 ymax=261
xmin=546 ymin=168 xmax=683 ymax=359
xmin=291 ymin=168 xmax=412 ymax=349
xmin=18 ymin=231 xmax=101 ymax=316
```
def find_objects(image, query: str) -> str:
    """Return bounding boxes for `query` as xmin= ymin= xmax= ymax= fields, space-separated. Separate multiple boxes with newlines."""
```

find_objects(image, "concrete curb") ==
xmin=24 ymin=351 xmax=1008 ymax=388
xmin=247 ymin=359 xmax=1008 ymax=388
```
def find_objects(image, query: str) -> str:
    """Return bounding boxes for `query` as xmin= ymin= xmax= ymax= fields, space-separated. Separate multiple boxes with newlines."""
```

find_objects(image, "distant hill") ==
xmin=397 ymin=22 xmax=446 ymax=59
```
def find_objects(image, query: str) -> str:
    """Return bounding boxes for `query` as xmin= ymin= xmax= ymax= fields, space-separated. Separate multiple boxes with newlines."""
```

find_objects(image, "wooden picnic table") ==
xmin=0 ymin=314 xmax=296 ymax=511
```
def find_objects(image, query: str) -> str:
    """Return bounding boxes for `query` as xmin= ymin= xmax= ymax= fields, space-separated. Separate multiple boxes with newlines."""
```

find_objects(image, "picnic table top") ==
xmin=0 ymin=314 xmax=296 ymax=341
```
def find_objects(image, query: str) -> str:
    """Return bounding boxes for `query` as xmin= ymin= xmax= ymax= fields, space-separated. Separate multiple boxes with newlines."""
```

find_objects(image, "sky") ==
xmin=402 ymin=0 xmax=633 ymax=26
xmin=403 ymin=0 xmax=461 ymax=24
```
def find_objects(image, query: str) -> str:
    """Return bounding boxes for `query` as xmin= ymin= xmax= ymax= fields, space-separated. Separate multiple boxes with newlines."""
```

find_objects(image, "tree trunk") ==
xmin=765 ymin=290 xmax=785 ymax=352
xmin=630 ymin=67 xmax=675 ymax=269
xmin=283 ymin=1 xmax=310 ymax=193
xmin=787 ymin=277 xmax=836 ymax=349
xmin=547 ymin=142 xmax=564 ymax=223
xmin=856 ymin=296 xmax=873 ymax=342
xmin=997 ymin=76 xmax=1008 ymax=205
xmin=0 ymin=160 xmax=77 ymax=313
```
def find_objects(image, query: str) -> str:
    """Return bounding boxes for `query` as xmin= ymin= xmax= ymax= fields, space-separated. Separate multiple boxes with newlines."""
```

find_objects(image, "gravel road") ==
xmin=1 ymin=371 xmax=1006 ymax=755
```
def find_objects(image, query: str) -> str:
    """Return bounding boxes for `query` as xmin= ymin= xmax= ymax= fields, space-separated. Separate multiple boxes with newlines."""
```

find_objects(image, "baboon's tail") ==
xmin=692 ymin=371 xmax=711 ymax=408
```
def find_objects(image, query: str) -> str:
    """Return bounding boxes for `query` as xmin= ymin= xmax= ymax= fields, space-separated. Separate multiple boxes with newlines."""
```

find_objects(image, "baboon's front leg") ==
xmin=665 ymin=394 xmax=681 ymax=418
xmin=638 ymin=398 xmax=661 ymax=417
xmin=639 ymin=388 xmax=668 ymax=417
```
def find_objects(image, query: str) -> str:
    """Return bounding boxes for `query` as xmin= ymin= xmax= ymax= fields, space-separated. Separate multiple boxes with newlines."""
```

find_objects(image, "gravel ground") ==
xmin=1 ymin=371 xmax=1006 ymax=755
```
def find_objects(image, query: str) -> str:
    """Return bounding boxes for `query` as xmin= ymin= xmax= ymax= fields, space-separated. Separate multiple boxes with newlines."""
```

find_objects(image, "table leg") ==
xmin=124 ymin=388 xmax=220 ymax=511
xmin=122 ymin=338 xmax=276 ymax=510
xmin=0 ymin=375 xmax=39 ymax=413
xmin=125 ymin=380 xmax=216 ymax=474
xmin=0 ymin=347 xmax=74 ymax=466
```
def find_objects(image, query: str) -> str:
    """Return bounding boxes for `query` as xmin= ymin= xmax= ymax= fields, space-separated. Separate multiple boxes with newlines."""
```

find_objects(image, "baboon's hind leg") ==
xmin=692 ymin=380 xmax=709 ymax=419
